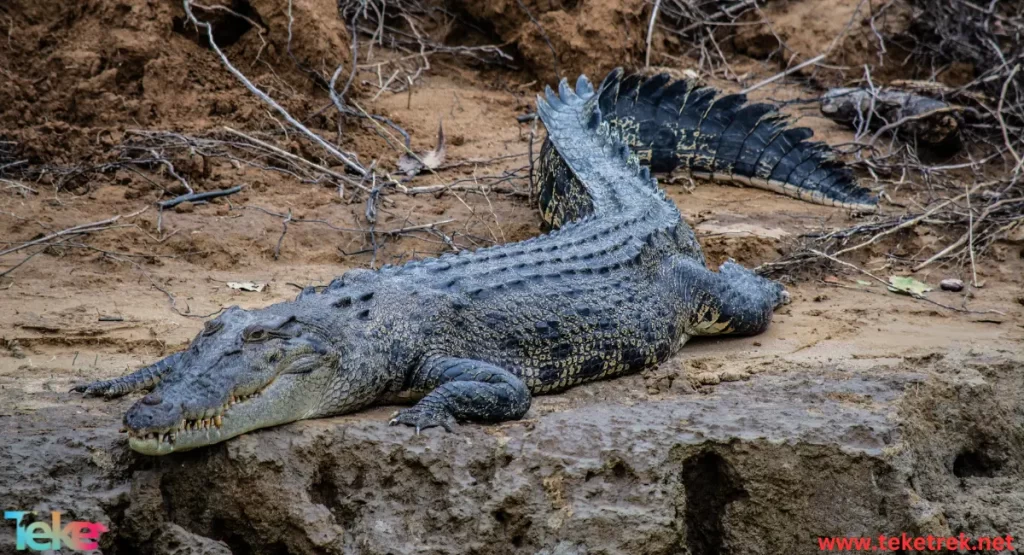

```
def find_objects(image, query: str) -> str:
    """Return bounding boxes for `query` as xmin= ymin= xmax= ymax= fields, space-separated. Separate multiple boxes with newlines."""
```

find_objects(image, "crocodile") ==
xmin=73 ymin=69 xmax=873 ymax=455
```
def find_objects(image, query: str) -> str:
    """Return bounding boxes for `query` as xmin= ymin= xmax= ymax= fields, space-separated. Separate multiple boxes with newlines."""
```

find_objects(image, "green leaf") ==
xmin=887 ymin=276 xmax=932 ymax=296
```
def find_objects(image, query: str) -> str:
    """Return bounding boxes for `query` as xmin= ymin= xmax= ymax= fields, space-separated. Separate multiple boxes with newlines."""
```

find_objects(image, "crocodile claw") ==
xmin=388 ymin=406 xmax=456 ymax=433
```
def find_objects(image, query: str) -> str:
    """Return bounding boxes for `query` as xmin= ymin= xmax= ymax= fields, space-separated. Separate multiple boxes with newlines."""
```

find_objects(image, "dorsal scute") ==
xmin=558 ymin=78 xmax=577 ymax=104
xmin=575 ymin=74 xmax=595 ymax=97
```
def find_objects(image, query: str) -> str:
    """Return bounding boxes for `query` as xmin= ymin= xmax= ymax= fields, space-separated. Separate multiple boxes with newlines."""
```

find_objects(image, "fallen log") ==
xmin=820 ymin=87 xmax=963 ymax=147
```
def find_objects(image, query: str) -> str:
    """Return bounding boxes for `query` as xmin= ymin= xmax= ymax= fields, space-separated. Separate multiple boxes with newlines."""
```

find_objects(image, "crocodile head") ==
xmin=123 ymin=305 xmax=340 ymax=455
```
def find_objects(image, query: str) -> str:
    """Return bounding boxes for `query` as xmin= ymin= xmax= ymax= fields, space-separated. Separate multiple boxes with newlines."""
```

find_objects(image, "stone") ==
xmin=940 ymin=278 xmax=964 ymax=292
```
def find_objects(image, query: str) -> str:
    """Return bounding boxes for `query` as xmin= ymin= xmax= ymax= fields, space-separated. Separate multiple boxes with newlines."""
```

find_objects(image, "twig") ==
xmin=1 ymin=178 xmax=38 ymax=195
xmin=867 ymin=108 xmax=958 ymax=146
xmin=514 ymin=0 xmax=560 ymax=79
xmin=821 ymin=0 xmax=868 ymax=59
xmin=222 ymin=126 xmax=372 ymax=195
xmin=0 ymin=207 xmax=148 ymax=258
xmin=156 ymin=185 xmax=243 ymax=209
xmin=672 ymin=0 xmax=759 ymax=36
xmin=739 ymin=54 xmax=826 ymax=95
xmin=831 ymin=180 xmax=996 ymax=257
xmin=131 ymin=257 xmax=223 ymax=319
xmin=808 ymin=249 xmax=1001 ymax=315
xmin=150 ymin=150 xmax=194 ymax=195
xmin=275 ymin=210 xmax=293 ymax=260
xmin=645 ymin=0 xmax=662 ymax=69
xmin=380 ymin=218 xmax=454 ymax=235
xmin=997 ymin=64 xmax=1022 ymax=174
xmin=911 ymin=191 xmax=1003 ymax=273
xmin=965 ymin=184 xmax=979 ymax=287
xmin=0 ymin=246 xmax=50 ymax=278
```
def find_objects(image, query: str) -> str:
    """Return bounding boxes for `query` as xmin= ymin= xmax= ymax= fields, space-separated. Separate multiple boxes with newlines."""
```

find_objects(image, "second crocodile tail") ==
xmin=595 ymin=68 xmax=878 ymax=211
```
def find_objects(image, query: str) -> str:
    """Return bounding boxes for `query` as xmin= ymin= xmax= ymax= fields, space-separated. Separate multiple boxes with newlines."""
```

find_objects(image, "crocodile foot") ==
xmin=388 ymin=406 xmax=456 ymax=434
xmin=71 ymin=352 xmax=180 ymax=400
xmin=70 ymin=378 xmax=129 ymax=399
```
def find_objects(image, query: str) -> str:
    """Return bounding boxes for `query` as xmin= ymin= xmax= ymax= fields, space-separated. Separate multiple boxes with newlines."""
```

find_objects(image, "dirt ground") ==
xmin=1 ymin=0 xmax=1023 ymax=552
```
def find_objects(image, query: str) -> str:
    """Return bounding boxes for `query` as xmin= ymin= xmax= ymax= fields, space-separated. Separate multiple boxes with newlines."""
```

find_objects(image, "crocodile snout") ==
xmin=124 ymin=394 xmax=183 ymax=433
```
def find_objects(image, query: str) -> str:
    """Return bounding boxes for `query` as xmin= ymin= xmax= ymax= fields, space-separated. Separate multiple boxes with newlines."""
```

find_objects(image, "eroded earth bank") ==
xmin=1 ymin=0 xmax=1023 ymax=552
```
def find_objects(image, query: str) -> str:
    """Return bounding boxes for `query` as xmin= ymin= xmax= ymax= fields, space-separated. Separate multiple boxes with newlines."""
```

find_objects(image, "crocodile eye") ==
xmin=243 ymin=326 xmax=269 ymax=343
xmin=202 ymin=320 xmax=223 ymax=336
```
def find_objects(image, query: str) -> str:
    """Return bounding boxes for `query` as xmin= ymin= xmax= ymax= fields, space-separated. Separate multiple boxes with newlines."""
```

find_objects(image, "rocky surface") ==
xmin=3 ymin=353 xmax=1022 ymax=554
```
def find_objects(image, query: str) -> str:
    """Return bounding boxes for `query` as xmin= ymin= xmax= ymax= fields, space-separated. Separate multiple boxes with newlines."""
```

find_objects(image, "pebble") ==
xmin=940 ymin=278 xmax=964 ymax=292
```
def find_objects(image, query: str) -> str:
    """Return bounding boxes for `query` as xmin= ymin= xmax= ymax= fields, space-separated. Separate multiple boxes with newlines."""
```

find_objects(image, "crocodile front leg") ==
xmin=71 ymin=352 xmax=181 ymax=398
xmin=670 ymin=257 xmax=789 ymax=337
xmin=389 ymin=356 xmax=531 ymax=433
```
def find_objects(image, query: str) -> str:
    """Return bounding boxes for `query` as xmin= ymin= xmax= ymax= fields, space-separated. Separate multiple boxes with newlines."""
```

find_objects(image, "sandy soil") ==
xmin=1 ymin=0 xmax=1023 ymax=552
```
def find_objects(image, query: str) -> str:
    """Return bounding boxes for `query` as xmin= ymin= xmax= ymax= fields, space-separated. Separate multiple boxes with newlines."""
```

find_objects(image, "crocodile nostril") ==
xmin=142 ymin=393 xmax=163 ymax=406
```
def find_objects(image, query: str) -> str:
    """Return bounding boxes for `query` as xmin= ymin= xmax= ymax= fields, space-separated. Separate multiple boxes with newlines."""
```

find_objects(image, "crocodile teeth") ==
xmin=214 ymin=415 xmax=223 ymax=428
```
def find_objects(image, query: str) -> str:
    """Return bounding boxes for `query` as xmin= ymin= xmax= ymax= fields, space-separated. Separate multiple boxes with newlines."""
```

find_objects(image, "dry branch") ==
xmin=181 ymin=0 xmax=368 ymax=178
xmin=157 ymin=185 xmax=243 ymax=209
xmin=221 ymin=127 xmax=375 ymax=196
xmin=0 ymin=207 xmax=148 ymax=258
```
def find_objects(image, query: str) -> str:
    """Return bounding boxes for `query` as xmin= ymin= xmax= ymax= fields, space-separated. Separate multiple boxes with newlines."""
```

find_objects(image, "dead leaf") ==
xmin=227 ymin=282 xmax=266 ymax=293
xmin=398 ymin=119 xmax=446 ymax=177
xmin=823 ymin=275 xmax=841 ymax=284
xmin=887 ymin=276 xmax=932 ymax=297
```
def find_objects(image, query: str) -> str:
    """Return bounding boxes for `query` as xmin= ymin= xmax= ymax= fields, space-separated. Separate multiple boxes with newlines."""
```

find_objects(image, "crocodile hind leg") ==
xmin=389 ymin=356 xmax=531 ymax=433
xmin=70 ymin=352 xmax=181 ymax=398
xmin=668 ymin=257 xmax=789 ymax=337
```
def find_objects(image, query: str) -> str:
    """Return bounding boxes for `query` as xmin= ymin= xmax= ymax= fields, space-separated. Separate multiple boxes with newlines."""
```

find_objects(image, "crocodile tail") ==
xmin=596 ymin=68 xmax=878 ymax=211
xmin=534 ymin=77 xmax=642 ymax=228
xmin=535 ymin=76 xmax=705 ymax=259
xmin=533 ymin=76 xmax=676 ymax=227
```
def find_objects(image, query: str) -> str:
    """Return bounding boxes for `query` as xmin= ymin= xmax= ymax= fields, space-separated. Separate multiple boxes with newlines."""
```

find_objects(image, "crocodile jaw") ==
xmin=127 ymin=373 xmax=317 ymax=455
